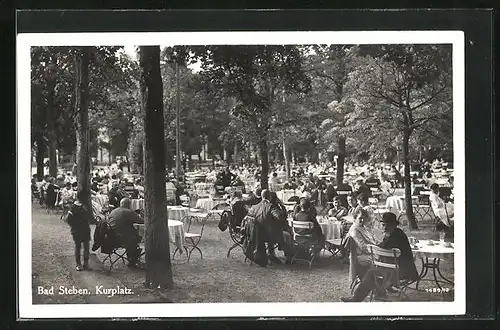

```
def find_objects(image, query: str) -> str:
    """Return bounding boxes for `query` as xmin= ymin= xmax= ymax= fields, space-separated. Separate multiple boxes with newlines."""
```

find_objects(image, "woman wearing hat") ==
xmin=341 ymin=212 xmax=418 ymax=302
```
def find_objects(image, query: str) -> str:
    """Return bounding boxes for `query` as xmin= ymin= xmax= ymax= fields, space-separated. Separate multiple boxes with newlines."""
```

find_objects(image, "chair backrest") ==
xmin=166 ymin=188 xmax=176 ymax=201
xmin=368 ymin=245 xmax=401 ymax=270
xmin=291 ymin=220 xmax=314 ymax=240
xmin=288 ymin=196 xmax=300 ymax=203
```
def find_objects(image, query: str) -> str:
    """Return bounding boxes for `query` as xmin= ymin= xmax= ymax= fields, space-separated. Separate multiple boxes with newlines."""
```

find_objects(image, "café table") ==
xmin=167 ymin=205 xmax=190 ymax=222
xmin=130 ymin=198 xmax=144 ymax=211
xmin=276 ymin=190 xmax=301 ymax=202
xmin=317 ymin=217 xmax=342 ymax=241
xmin=385 ymin=196 xmax=405 ymax=216
xmin=195 ymin=198 xmax=217 ymax=211
xmin=133 ymin=220 xmax=185 ymax=251
xmin=411 ymin=239 xmax=454 ymax=291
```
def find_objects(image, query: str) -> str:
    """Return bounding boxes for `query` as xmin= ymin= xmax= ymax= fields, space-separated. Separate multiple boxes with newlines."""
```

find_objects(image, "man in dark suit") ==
xmin=106 ymin=198 xmax=144 ymax=267
xmin=341 ymin=212 xmax=418 ymax=302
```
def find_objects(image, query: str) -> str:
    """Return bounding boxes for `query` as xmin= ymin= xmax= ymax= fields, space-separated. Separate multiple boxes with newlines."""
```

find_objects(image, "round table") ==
xmin=195 ymin=198 xmax=218 ymax=211
xmin=133 ymin=220 xmax=185 ymax=251
xmin=317 ymin=219 xmax=342 ymax=240
xmin=167 ymin=205 xmax=190 ymax=222
xmin=385 ymin=196 xmax=405 ymax=216
xmin=276 ymin=190 xmax=301 ymax=202
xmin=130 ymin=198 xmax=144 ymax=211
xmin=411 ymin=239 xmax=454 ymax=290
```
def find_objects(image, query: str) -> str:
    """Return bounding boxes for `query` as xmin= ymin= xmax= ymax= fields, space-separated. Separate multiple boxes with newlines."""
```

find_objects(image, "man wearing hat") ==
xmin=341 ymin=212 xmax=418 ymax=302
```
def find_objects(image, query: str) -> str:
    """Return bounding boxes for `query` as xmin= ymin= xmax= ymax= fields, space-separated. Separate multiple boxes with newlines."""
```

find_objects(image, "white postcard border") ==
xmin=17 ymin=30 xmax=465 ymax=318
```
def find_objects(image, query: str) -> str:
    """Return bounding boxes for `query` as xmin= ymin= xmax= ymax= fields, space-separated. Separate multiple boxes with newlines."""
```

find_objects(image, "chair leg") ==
xmin=226 ymin=243 xmax=239 ymax=258
xmin=172 ymin=247 xmax=180 ymax=260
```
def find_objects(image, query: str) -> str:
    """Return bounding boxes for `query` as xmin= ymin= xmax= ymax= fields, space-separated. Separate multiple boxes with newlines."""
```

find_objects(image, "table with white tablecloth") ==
xmin=130 ymin=198 xmax=144 ymax=211
xmin=411 ymin=239 xmax=454 ymax=290
xmin=167 ymin=205 xmax=190 ymax=221
xmin=133 ymin=220 xmax=185 ymax=251
xmin=276 ymin=190 xmax=301 ymax=202
xmin=385 ymin=196 xmax=405 ymax=216
xmin=317 ymin=219 xmax=342 ymax=240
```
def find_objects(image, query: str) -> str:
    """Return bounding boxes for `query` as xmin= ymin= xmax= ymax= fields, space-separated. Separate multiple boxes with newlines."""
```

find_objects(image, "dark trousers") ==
xmin=352 ymin=267 xmax=395 ymax=301
xmin=125 ymin=244 xmax=140 ymax=265
xmin=75 ymin=240 xmax=90 ymax=266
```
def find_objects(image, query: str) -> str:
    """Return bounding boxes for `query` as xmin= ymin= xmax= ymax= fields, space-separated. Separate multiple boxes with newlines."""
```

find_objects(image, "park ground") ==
xmin=31 ymin=194 xmax=454 ymax=305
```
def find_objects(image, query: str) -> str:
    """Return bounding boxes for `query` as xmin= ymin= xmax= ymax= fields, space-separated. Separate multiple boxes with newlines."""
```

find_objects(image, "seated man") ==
xmin=341 ymin=212 xmax=419 ymax=302
xmin=59 ymin=182 xmax=76 ymax=207
xmin=353 ymin=179 xmax=372 ymax=199
xmin=328 ymin=196 xmax=348 ymax=219
xmin=108 ymin=181 xmax=129 ymax=209
xmin=106 ymin=198 xmax=144 ymax=268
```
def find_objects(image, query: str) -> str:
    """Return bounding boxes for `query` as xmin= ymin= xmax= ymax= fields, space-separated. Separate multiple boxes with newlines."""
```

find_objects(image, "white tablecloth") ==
xmin=385 ymin=196 xmax=405 ymax=215
xmin=133 ymin=220 xmax=185 ymax=250
xmin=130 ymin=198 xmax=144 ymax=211
xmin=412 ymin=239 xmax=454 ymax=260
xmin=318 ymin=220 xmax=342 ymax=240
xmin=167 ymin=205 xmax=189 ymax=221
xmin=276 ymin=190 xmax=301 ymax=202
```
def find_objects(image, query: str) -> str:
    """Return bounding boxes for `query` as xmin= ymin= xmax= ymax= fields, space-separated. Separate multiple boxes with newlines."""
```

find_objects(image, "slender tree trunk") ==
xmin=403 ymin=128 xmax=418 ymax=230
xmin=74 ymin=47 xmax=92 ymax=214
xmin=139 ymin=46 xmax=173 ymax=289
xmin=259 ymin=138 xmax=269 ymax=190
xmin=36 ymin=135 xmax=45 ymax=180
xmin=283 ymin=140 xmax=291 ymax=182
xmin=233 ymin=143 xmax=238 ymax=164
xmin=46 ymin=78 xmax=58 ymax=177
xmin=336 ymin=137 xmax=346 ymax=185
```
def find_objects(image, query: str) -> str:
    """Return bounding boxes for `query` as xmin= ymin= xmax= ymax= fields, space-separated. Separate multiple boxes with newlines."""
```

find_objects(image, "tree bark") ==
xmin=139 ymin=46 xmax=173 ymax=289
xmin=283 ymin=140 xmax=291 ymax=182
xmin=403 ymin=128 xmax=418 ymax=230
xmin=336 ymin=137 xmax=346 ymax=185
xmin=46 ymin=78 xmax=58 ymax=177
xmin=259 ymin=138 xmax=269 ymax=190
xmin=35 ymin=135 xmax=45 ymax=180
xmin=74 ymin=47 xmax=92 ymax=214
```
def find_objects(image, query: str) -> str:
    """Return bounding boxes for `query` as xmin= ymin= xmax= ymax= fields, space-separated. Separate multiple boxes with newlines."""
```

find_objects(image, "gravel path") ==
xmin=31 ymin=203 xmax=454 ymax=304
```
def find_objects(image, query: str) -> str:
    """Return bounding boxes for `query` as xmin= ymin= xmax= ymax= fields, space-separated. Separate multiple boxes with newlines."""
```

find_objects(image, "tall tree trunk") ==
xmin=35 ymin=135 xmax=45 ymax=180
xmin=336 ymin=137 xmax=346 ymax=185
xmin=139 ymin=46 xmax=173 ymax=289
xmin=259 ymin=138 xmax=269 ymax=190
xmin=74 ymin=47 xmax=92 ymax=214
xmin=403 ymin=128 xmax=418 ymax=230
xmin=46 ymin=79 xmax=58 ymax=177
xmin=283 ymin=140 xmax=291 ymax=182
xmin=233 ymin=143 xmax=238 ymax=164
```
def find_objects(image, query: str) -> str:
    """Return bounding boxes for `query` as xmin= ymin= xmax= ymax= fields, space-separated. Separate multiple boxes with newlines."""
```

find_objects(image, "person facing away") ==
xmin=325 ymin=178 xmax=338 ymax=204
xmin=347 ymin=207 xmax=376 ymax=279
xmin=341 ymin=212 xmax=418 ymax=302
xmin=106 ymin=198 xmax=144 ymax=268
xmin=293 ymin=198 xmax=323 ymax=242
xmin=65 ymin=190 xmax=93 ymax=271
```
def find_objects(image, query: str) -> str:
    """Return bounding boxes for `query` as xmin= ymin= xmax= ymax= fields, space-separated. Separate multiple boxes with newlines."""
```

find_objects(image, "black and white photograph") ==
xmin=17 ymin=30 xmax=465 ymax=318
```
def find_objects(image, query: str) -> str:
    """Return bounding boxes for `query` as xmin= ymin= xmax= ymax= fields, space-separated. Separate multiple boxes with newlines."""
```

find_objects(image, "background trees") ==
xmin=191 ymin=45 xmax=312 ymax=188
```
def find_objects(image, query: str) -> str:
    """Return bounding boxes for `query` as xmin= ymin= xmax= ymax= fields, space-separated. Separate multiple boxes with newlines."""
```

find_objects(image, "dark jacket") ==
xmin=378 ymin=228 xmax=419 ymax=281
xmin=325 ymin=183 xmax=337 ymax=203
xmin=293 ymin=210 xmax=323 ymax=239
xmin=107 ymin=207 xmax=144 ymax=246
xmin=92 ymin=220 xmax=115 ymax=254
xmin=66 ymin=202 xmax=92 ymax=242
